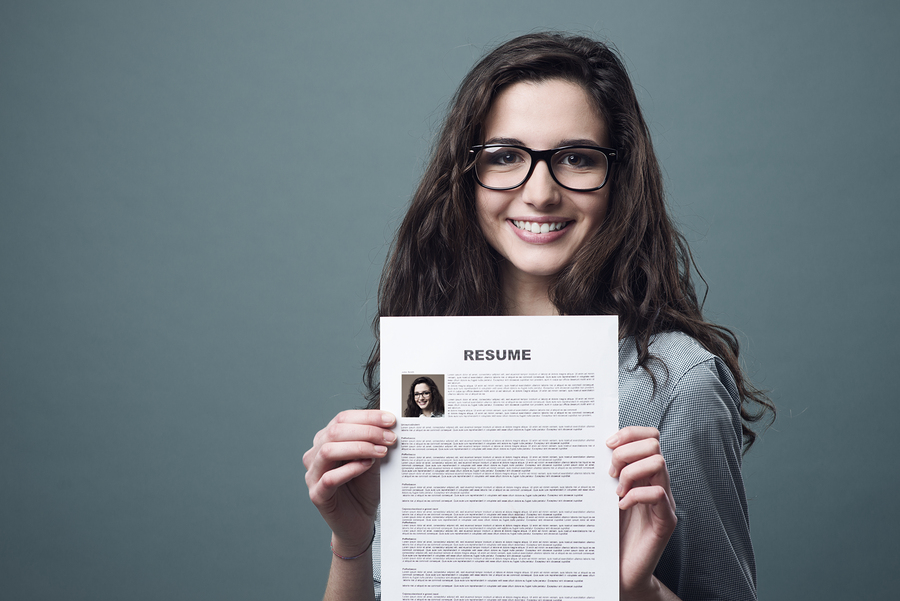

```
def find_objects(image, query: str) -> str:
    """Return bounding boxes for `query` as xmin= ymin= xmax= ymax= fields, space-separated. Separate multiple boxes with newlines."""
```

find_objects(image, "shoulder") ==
xmin=618 ymin=331 xmax=741 ymax=435
xmin=619 ymin=330 xmax=727 ymax=384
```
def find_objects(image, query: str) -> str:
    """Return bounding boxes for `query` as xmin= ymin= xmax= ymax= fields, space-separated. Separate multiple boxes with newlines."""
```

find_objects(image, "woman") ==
xmin=304 ymin=32 xmax=774 ymax=601
xmin=404 ymin=376 xmax=444 ymax=418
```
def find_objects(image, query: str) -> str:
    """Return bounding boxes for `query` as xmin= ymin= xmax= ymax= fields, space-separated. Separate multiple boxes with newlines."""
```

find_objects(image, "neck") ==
xmin=421 ymin=408 xmax=432 ymax=417
xmin=500 ymin=268 xmax=558 ymax=316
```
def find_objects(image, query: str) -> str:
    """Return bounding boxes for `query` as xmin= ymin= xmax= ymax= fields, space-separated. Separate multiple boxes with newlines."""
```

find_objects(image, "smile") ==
xmin=512 ymin=220 xmax=570 ymax=234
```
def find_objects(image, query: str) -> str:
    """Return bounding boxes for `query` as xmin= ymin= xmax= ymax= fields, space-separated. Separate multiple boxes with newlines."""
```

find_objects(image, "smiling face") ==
xmin=413 ymin=383 xmax=433 ymax=412
xmin=475 ymin=79 xmax=611 ymax=293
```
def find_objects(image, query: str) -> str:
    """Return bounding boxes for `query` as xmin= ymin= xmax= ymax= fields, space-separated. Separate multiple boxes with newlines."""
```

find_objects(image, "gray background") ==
xmin=2 ymin=1 xmax=897 ymax=599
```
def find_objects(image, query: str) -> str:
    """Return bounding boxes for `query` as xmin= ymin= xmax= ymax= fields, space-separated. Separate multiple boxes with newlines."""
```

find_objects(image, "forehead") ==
xmin=414 ymin=382 xmax=430 ymax=390
xmin=482 ymin=79 xmax=608 ymax=148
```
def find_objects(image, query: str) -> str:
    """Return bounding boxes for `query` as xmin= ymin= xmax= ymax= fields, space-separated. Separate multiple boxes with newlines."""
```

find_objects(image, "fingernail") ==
xmin=382 ymin=413 xmax=395 ymax=426
xmin=374 ymin=445 xmax=387 ymax=454
xmin=608 ymin=465 xmax=615 ymax=477
xmin=606 ymin=435 xmax=619 ymax=446
xmin=615 ymin=484 xmax=623 ymax=497
xmin=383 ymin=431 xmax=396 ymax=443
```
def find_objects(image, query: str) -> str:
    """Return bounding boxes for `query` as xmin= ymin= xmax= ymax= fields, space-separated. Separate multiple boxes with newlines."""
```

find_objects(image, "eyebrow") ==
xmin=483 ymin=136 xmax=603 ymax=148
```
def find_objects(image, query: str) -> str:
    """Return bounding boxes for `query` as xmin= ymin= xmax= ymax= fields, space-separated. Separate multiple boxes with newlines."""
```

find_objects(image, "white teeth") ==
xmin=513 ymin=220 xmax=567 ymax=233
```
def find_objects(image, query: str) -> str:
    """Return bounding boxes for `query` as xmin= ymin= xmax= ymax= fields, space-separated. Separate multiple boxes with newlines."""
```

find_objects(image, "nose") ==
xmin=520 ymin=159 xmax=561 ymax=209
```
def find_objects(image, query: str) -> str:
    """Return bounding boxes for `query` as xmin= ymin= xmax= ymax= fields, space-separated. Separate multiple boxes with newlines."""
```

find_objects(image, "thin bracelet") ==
xmin=331 ymin=527 xmax=376 ymax=560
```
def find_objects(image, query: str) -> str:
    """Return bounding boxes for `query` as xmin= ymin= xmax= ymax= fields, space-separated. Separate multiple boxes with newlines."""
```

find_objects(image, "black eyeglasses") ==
xmin=413 ymin=391 xmax=432 ymax=398
xmin=470 ymin=144 xmax=617 ymax=192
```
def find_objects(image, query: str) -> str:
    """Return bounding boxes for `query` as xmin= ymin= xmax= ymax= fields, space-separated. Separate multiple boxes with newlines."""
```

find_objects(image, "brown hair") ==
xmin=364 ymin=32 xmax=774 ymax=449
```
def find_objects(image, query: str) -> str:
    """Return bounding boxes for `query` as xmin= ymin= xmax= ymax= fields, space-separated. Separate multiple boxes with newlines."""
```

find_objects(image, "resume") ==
xmin=380 ymin=316 xmax=619 ymax=600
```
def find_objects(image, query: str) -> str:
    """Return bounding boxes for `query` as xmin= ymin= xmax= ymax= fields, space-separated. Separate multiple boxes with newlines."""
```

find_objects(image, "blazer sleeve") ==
xmin=653 ymin=356 xmax=757 ymax=601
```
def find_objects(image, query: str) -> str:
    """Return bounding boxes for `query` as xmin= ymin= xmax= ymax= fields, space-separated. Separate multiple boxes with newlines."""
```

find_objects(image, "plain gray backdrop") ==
xmin=2 ymin=1 xmax=898 ymax=599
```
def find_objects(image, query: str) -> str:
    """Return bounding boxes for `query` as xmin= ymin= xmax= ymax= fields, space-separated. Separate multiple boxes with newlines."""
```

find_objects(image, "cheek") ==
xmin=599 ymin=187 xmax=612 ymax=219
xmin=582 ymin=190 xmax=610 ymax=229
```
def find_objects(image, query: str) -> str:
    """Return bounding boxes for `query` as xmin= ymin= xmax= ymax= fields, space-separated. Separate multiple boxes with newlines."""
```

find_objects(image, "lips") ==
xmin=512 ymin=220 xmax=570 ymax=234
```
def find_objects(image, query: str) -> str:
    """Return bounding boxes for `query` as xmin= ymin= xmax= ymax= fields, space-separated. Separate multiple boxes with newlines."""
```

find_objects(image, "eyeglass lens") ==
xmin=474 ymin=146 xmax=609 ymax=191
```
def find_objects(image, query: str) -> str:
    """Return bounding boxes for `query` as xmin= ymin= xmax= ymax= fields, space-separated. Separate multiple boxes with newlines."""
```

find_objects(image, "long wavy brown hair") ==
xmin=364 ymin=32 xmax=774 ymax=449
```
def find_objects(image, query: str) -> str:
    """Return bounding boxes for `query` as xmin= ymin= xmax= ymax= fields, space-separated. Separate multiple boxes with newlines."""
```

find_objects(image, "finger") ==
xmin=618 ymin=484 xmax=677 ymax=527
xmin=615 ymin=454 xmax=669 ymax=497
xmin=304 ymin=431 xmax=393 ymax=474
xmin=306 ymin=411 xmax=397 ymax=468
xmin=307 ymin=458 xmax=378 ymax=508
xmin=304 ymin=439 xmax=388 ymax=487
xmin=608 ymin=436 xmax=661 ymax=477
xmin=334 ymin=409 xmax=396 ymax=428
xmin=318 ymin=440 xmax=389 ymax=464
xmin=606 ymin=426 xmax=659 ymax=449
xmin=305 ymin=440 xmax=388 ymax=485
xmin=316 ymin=422 xmax=398 ymax=450
xmin=313 ymin=410 xmax=397 ymax=447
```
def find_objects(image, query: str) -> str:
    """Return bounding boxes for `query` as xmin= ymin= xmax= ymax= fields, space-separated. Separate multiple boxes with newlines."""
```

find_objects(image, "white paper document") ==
xmin=380 ymin=315 xmax=619 ymax=600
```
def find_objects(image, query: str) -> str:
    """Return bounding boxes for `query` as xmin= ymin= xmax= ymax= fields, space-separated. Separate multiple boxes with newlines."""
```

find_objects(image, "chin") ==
xmin=507 ymin=259 xmax=570 ymax=279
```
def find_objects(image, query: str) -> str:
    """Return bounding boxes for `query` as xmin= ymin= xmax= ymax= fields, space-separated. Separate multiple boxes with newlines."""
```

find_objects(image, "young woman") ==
xmin=404 ymin=376 xmax=444 ymax=418
xmin=304 ymin=32 xmax=774 ymax=601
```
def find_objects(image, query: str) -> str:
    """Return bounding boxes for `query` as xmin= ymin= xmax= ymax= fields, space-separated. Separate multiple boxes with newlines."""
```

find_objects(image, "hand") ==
xmin=304 ymin=410 xmax=397 ymax=556
xmin=607 ymin=426 xmax=678 ymax=600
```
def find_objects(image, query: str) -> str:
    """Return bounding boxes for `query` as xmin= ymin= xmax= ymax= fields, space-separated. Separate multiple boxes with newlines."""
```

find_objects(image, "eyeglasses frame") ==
xmin=469 ymin=144 xmax=618 ymax=192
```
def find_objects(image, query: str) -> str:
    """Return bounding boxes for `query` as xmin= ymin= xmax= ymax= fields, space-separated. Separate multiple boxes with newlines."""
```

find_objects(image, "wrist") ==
xmin=622 ymin=575 xmax=658 ymax=601
xmin=331 ymin=528 xmax=376 ymax=560
xmin=622 ymin=575 xmax=678 ymax=601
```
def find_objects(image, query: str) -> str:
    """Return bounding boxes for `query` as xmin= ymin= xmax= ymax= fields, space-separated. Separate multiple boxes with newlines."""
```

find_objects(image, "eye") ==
xmin=556 ymin=151 xmax=598 ymax=169
xmin=483 ymin=147 xmax=528 ymax=167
